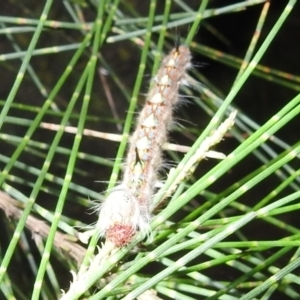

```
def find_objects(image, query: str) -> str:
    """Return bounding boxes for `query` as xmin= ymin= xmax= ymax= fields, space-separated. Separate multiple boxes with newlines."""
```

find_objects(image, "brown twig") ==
xmin=0 ymin=191 xmax=86 ymax=265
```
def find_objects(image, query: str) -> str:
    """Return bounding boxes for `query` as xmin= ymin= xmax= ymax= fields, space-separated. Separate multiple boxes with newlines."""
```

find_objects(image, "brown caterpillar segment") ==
xmin=123 ymin=46 xmax=191 ymax=202
xmin=98 ymin=46 xmax=192 ymax=246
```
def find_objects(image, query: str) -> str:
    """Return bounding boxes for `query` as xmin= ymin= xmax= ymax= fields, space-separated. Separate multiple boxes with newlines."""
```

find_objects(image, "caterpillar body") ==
xmin=98 ymin=45 xmax=192 ymax=247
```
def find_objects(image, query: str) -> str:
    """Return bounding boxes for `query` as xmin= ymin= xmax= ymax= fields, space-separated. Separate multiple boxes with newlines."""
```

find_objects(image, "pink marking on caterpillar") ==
xmin=98 ymin=46 xmax=192 ymax=247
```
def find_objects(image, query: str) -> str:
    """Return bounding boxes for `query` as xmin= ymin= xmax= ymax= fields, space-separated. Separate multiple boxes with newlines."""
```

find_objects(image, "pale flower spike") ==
xmin=160 ymin=109 xmax=237 ymax=203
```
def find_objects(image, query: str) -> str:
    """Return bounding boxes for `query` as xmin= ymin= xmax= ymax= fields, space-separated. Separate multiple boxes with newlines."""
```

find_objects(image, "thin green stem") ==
xmin=0 ymin=0 xmax=54 ymax=130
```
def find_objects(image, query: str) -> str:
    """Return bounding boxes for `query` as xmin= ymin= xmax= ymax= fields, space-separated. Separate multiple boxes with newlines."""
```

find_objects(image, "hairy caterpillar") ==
xmin=97 ymin=45 xmax=192 ymax=247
